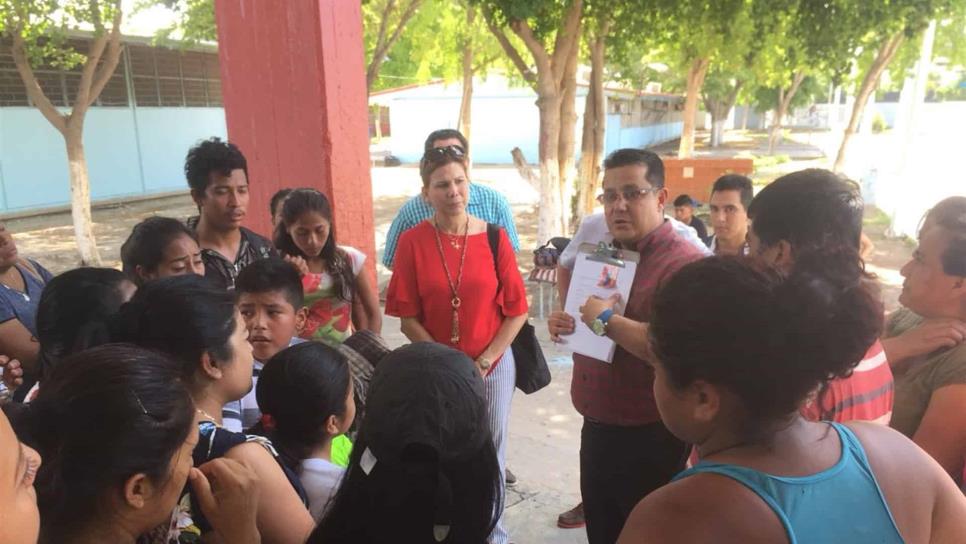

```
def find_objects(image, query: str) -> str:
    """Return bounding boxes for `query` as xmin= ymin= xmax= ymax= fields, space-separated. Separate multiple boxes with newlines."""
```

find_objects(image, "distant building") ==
xmin=0 ymin=34 xmax=226 ymax=214
xmin=368 ymin=75 xmax=684 ymax=165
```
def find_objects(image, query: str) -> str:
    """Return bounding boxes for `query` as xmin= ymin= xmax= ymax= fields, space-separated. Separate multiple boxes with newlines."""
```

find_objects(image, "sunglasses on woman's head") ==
xmin=422 ymin=145 xmax=466 ymax=162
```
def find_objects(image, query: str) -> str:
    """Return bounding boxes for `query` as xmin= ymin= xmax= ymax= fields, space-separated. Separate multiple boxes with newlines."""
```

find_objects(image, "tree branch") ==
xmin=73 ymin=34 xmax=108 ymax=118
xmin=550 ymin=0 xmax=583 ymax=88
xmin=509 ymin=19 xmax=551 ymax=80
xmin=472 ymin=53 xmax=498 ymax=74
xmin=481 ymin=6 xmax=535 ymax=83
xmin=372 ymin=0 xmax=396 ymax=59
xmin=9 ymin=32 xmax=67 ymax=134
xmin=86 ymin=1 xmax=124 ymax=108
xmin=366 ymin=0 xmax=422 ymax=92
xmin=381 ymin=0 xmax=422 ymax=58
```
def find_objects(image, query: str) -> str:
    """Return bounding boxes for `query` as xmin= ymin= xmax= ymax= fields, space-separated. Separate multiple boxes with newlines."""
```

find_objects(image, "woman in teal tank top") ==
xmin=617 ymin=255 xmax=966 ymax=544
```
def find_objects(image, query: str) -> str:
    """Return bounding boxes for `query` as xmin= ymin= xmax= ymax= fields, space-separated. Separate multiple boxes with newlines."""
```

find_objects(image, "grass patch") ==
xmin=752 ymin=154 xmax=791 ymax=169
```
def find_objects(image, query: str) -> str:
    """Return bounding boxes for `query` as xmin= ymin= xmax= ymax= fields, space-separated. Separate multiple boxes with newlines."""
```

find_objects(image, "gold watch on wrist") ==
xmin=476 ymin=356 xmax=493 ymax=370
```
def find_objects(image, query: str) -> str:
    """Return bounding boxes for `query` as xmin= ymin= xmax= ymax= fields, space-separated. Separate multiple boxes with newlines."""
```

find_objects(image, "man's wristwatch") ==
xmin=590 ymin=309 xmax=614 ymax=337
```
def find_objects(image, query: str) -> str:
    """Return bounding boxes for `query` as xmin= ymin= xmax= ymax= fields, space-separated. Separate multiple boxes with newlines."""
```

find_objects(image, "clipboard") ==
xmin=562 ymin=243 xmax=640 ymax=362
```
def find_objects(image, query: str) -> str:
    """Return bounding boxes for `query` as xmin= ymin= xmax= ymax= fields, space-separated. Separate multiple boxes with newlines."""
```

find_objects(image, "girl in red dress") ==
xmin=385 ymin=144 xmax=528 ymax=544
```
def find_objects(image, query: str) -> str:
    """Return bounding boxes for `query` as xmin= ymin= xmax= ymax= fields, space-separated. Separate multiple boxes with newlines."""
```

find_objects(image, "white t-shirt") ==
xmin=300 ymin=457 xmax=346 ymax=522
xmin=558 ymin=213 xmax=711 ymax=271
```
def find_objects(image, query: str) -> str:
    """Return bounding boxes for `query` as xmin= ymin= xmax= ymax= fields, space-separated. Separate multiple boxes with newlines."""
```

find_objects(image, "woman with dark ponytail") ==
xmin=616 ymin=256 xmax=966 ymax=543
xmin=17 ymin=344 xmax=259 ymax=544
xmin=250 ymin=341 xmax=355 ymax=521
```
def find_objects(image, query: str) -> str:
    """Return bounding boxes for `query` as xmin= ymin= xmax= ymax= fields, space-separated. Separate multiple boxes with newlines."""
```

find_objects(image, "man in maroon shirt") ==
xmin=548 ymin=149 xmax=705 ymax=544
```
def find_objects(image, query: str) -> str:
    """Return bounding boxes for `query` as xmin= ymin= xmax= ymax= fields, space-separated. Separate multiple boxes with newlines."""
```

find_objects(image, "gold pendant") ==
xmin=451 ymin=307 xmax=460 ymax=344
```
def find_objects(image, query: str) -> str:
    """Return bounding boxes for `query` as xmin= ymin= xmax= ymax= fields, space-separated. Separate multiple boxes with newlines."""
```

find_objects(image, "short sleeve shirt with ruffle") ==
xmin=889 ymin=308 xmax=966 ymax=438
xmin=385 ymin=222 xmax=527 ymax=371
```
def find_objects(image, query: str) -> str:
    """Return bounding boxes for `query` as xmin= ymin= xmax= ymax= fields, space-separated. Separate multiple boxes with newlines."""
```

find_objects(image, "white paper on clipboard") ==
xmin=561 ymin=243 xmax=639 ymax=362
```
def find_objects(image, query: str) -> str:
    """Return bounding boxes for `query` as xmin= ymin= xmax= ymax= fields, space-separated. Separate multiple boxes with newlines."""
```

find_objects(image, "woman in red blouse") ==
xmin=386 ymin=144 xmax=528 ymax=544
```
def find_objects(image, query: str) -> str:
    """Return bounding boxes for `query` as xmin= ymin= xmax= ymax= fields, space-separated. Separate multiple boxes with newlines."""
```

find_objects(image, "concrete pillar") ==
xmin=214 ymin=0 xmax=376 ymax=280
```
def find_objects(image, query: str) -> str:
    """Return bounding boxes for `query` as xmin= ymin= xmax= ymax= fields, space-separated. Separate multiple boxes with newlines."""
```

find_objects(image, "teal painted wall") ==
xmin=0 ymin=106 xmax=226 ymax=212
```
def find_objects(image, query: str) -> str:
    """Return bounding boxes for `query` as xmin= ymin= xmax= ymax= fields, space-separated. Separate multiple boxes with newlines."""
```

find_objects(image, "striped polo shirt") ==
xmin=801 ymin=340 xmax=894 ymax=424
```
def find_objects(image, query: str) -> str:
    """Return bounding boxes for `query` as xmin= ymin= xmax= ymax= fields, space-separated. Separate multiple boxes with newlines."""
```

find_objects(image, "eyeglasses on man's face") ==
xmin=597 ymin=187 xmax=660 ymax=205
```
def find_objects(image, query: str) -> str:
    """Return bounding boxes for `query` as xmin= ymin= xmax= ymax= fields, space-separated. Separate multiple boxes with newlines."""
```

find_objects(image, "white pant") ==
xmin=484 ymin=348 xmax=515 ymax=544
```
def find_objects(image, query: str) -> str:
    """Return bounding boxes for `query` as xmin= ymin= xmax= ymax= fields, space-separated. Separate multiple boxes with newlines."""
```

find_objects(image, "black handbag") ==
xmin=486 ymin=224 xmax=551 ymax=394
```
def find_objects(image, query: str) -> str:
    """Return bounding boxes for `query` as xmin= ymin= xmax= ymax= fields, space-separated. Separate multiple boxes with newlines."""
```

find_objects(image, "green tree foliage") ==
xmin=149 ymin=0 xmax=215 ymax=44
xmin=367 ymin=0 xmax=507 ymax=92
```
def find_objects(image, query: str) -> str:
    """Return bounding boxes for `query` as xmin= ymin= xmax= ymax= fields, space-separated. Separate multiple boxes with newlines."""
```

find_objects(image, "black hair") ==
xmin=602 ymin=148 xmax=665 ymax=189
xmin=35 ymin=267 xmax=131 ymax=381
xmin=184 ymin=137 xmax=248 ymax=196
xmin=250 ymin=342 xmax=351 ymax=472
xmin=21 ymin=344 xmax=194 ymax=543
xmin=423 ymin=128 xmax=469 ymax=153
xmin=235 ymin=257 xmax=305 ymax=309
xmin=673 ymin=194 xmax=695 ymax=208
xmin=113 ymin=275 xmax=237 ymax=388
xmin=419 ymin=146 xmax=468 ymax=187
xmin=270 ymin=188 xmax=294 ymax=219
xmin=120 ymin=216 xmax=199 ymax=286
xmin=273 ymin=189 xmax=354 ymax=302
xmin=711 ymin=174 xmax=753 ymax=210
xmin=651 ymin=255 xmax=882 ymax=436
xmin=309 ymin=343 xmax=500 ymax=544
xmin=748 ymin=169 xmax=863 ymax=256
xmin=924 ymin=196 xmax=966 ymax=276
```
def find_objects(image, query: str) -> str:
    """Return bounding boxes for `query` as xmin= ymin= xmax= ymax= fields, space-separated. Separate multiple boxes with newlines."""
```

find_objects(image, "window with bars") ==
xmin=0 ymin=38 xmax=222 ymax=108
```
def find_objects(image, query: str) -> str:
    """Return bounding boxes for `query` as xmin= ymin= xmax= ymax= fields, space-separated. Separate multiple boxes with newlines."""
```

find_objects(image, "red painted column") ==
xmin=214 ymin=0 xmax=375 ymax=281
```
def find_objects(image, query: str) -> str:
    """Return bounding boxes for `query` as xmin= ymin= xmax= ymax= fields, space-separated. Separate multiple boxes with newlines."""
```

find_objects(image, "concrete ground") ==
xmin=2 ymin=129 xmax=913 ymax=542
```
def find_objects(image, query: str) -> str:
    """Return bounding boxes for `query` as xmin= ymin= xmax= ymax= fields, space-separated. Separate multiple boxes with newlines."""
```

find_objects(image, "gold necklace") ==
xmin=432 ymin=216 xmax=470 ymax=344
xmin=196 ymin=408 xmax=219 ymax=424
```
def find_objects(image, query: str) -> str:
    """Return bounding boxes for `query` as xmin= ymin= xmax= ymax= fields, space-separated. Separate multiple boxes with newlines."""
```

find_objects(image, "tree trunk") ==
xmin=458 ymin=7 xmax=475 ymax=165
xmin=497 ymin=0 xmax=582 ymax=243
xmin=64 ymin=126 xmax=101 ymax=265
xmin=705 ymin=80 xmax=743 ymax=148
xmin=740 ymin=104 xmax=749 ymax=130
xmin=557 ymin=21 xmax=580 ymax=236
xmin=833 ymin=32 xmax=904 ymax=173
xmin=577 ymin=26 xmax=608 ymax=223
xmin=768 ymin=71 xmax=805 ymax=155
xmin=679 ymin=57 xmax=710 ymax=158
xmin=374 ymin=107 xmax=383 ymax=140
xmin=577 ymin=79 xmax=597 ymax=224
xmin=537 ymin=91 xmax=564 ymax=244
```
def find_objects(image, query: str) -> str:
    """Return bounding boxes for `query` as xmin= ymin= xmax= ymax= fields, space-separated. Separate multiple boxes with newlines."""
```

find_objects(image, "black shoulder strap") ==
xmin=486 ymin=223 xmax=501 ymax=286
